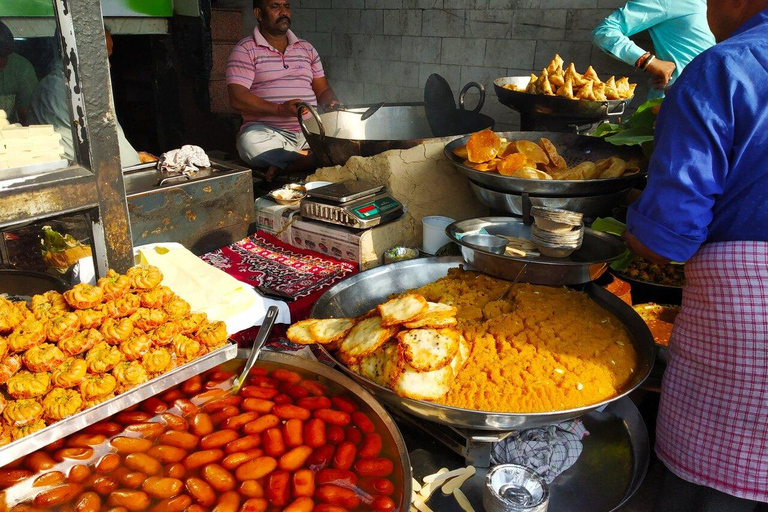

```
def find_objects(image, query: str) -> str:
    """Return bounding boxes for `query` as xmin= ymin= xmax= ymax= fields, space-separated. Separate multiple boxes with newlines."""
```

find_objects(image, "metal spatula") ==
xmin=497 ymin=262 xmax=529 ymax=303
xmin=231 ymin=305 xmax=279 ymax=394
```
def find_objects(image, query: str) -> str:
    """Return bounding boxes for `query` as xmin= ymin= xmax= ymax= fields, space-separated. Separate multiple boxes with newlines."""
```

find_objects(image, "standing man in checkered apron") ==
xmin=623 ymin=1 xmax=768 ymax=510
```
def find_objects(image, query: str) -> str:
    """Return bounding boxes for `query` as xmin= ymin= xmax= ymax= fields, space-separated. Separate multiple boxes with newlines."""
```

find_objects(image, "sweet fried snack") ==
xmin=102 ymin=293 xmax=140 ymax=319
xmin=100 ymin=317 xmax=134 ymax=345
xmin=30 ymin=292 xmax=68 ymax=321
xmin=51 ymin=358 xmax=87 ymax=389
xmin=309 ymin=318 xmax=356 ymax=344
xmin=0 ymin=337 xmax=7 ymax=363
xmin=79 ymin=373 xmax=117 ymax=399
xmin=126 ymin=264 xmax=163 ymax=290
xmin=0 ymin=355 xmax=22 ymax=385
xmin=171 ymin=334 xmax=203 ymax=362
xmin=42 ymin=388 xmax=82 ymax=421
xmin=164 ymin=296 xmax=191 ymax=319
xmin=142 ymin=347 xmax=173 ymax=376
xmin=58 ymin=328 xmax=103 ymax=357
xmin=286 ymin=319 xmax=318 ymax=345
xmin=63 ymin=283 xmax=104 ymax=310
xmin=458 ymin=129 xmax=638 ymax=181
xmin=497 ymin=153 xmax=532 ymax=176
xmin=8 ymin=319 xmax=47 ymax=353
xmin=82 ymin=393 xmax=115 ymax=409
xmin=120 ymin=334 xmax=153 ymax=362
xmin=11 ymin=420 xmax=46 ymax=441
xmin=339 ymin=317 xmax=397 ymax=363
xmin=466 ymin=130 xmax=501 ymax=164
xmin=98 ymin=269 xmax=131 ymax=300
xmin=377 ymin=294 xmax=429 ymax=327
xmin=0 ymin=298 xmax=26 ymax=334
xmin=112 ymin=361 xmax=149 ymax=393
xmin=178 ymin=312 xmax=207 ymax=334
xmin=503 ymin=54 xmax=635 ymax=101
xmin=22 ymin=344 xmax=65 ymax=373
xmin=453 ymin=145 xmax=469 ymax=160
xmin=397 ymin=328 xmax=460 ymax=372
xmin=140 ymin=285 xmax=174 ymax=309
xmin=195 ymin=320 xmax=228 ymax=348
xmin=392 ymin=363 xmax=453 ymax=401
xmin=150 ymin=321 xmax=178 ymax=346
xmin=130 ymin=307 xmax=167 ymax=331
xmin=46 ymin=312 xmax=81 ymax=342
xmin=353 ymin=341 xmax=403 ymax=389
xmin=86 ymin=341 xmax=123 ymax=374
xmin=7 ymin=371 xmax=51 ymax=399
xmin=3 ymin=398 xmax=43 ymax=426
xmin=74 ymin=308 xmax=106 ymax=330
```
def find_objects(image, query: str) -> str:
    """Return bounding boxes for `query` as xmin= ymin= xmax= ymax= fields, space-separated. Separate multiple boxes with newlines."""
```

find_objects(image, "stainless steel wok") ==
xmin=298 ymin=86 xmax=495 ymax=167
xmin=494 ymin=76 xmax=632 ymax=120
xmin=311 ymin=257 xmax=655 ymax=431
xmin=444 ymin=131 xmax=645 ymax=196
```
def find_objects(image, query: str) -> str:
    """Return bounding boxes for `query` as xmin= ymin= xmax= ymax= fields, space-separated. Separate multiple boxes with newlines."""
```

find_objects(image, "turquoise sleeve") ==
xmin=591 ymin=0 xmax=670 ymax=66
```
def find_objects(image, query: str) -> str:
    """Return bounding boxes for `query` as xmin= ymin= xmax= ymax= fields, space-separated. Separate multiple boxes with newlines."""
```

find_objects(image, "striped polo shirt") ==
xmin=226 ymin=26 xmax=324 ymax=132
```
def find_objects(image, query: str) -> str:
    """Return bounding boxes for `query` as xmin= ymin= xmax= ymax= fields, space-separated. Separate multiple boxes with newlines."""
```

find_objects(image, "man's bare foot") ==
xmin=265 ymin=165 xmax=280 ymax=182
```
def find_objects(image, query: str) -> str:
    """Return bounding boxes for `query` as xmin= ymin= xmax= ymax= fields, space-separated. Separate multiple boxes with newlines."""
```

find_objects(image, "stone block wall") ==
xmin=268 ymin=0 xmax=655 ymax=130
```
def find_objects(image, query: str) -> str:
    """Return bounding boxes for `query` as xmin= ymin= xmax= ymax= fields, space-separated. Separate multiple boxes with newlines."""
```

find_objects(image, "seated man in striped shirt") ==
xmin=226 ymin=0 xmax=340 ymax=181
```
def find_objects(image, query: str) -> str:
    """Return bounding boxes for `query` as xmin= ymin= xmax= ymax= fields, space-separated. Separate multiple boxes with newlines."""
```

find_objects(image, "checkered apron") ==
xmin=655 ymin=241 xmax=768 ymax=502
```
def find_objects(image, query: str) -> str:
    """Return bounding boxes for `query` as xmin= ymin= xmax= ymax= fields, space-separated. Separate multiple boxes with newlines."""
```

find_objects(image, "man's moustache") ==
xmin=278 ymin=17 xmax=291 ymax=23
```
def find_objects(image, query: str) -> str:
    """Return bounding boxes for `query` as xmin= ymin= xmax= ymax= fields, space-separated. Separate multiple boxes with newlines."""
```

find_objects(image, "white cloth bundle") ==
xmin=158 ymin=144 xmax=211 ymax=174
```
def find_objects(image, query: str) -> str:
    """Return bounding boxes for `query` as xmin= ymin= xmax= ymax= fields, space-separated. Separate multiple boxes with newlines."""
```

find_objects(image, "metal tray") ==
xmin=448 ymin=217 xmax=626 ymax=285
xmin=407 ymin=396 xmax=649 ymax=512
xmin=0 ymin=343 xmax=238 ymax=462
xmin=469 ymin=179 xmax=632 ymax=218
xmin=494 ymin=76 xmax=632 ymax=120
xmin=613 ymin=270 xmax=684 ymax=306
xmin=444 ymin=131 xmax=644 ymax=196
xmin=311 ymin=257 xmax=655 ymax=431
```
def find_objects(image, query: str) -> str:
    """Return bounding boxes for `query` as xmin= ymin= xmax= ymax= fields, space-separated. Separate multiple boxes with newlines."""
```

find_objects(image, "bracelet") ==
xmin=641 ymin=54 xmax=656 ymax=71
xmin=635 ymin=52 xmax=651 ymax=70
xmin=276 ymin=103 xmax=285 ymax=116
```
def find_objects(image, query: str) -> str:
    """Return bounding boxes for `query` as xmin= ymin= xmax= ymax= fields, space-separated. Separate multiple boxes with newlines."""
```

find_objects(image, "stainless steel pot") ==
xmin=298 ymin=86 xmax=495 ymax=167
xmin=469 ymin=179 xmax=633 ymax=218
xmin=0 ymin=269 xmax=69 ymax=300
xmin=494 ymin=76 xmax=632 ymax=121
xmin=445 ymin=130 xmax=645 ymax=196
xmin=311 ymin=257 xmax=655 ymax=431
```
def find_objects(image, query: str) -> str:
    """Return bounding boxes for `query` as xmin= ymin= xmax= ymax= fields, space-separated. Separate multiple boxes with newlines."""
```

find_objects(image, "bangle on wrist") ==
xmin=641 ymin=54 xmax=656 ymax=71
xmin=635 ymin=52 xmax=651 ymax=70
xmin=276 ymin=103 xmax=284 ymax=116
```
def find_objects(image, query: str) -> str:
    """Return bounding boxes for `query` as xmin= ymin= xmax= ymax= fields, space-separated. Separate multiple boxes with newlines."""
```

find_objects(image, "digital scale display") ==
xmin=352 ymin=197 xmax=400 ymax=219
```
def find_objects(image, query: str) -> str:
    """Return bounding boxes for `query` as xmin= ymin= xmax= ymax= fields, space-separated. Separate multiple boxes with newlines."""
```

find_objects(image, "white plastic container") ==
xmin=422 ymin=215 xmax=455 ymax=254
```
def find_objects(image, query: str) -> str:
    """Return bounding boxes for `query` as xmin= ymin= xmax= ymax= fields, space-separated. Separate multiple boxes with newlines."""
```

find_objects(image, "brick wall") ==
xmin=230 ymin=0 xmax=653 ymax=130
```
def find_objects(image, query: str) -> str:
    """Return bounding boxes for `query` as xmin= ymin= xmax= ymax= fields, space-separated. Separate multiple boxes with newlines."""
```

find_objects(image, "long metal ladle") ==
xmin=497 ymin=262 xmax=530 ymax=303
xmin=231 ymin=305 xmax=279 ymax=394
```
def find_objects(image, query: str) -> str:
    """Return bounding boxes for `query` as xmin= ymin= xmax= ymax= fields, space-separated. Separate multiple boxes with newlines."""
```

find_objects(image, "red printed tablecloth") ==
xmin=200 ymin=231 xmax=358 ymax=347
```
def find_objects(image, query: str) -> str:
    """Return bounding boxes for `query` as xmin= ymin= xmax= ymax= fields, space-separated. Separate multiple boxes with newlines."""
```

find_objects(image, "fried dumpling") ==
xmin=525 ymin=74 xmax=538 ymax=94
xmin=537 ymin=69 xmax=554 ymax=96
xmin=604 ymin=76 xmax=620 ymax=100
xmin=556 ymin=76 xmax=575 ymax=99
xmin=564 ymin=62 xmax=588 ymax=87
xmin=576 ymin=80 xmax=595 ymax=101
xmin=593 ymin=81 xmax=607 ymax=101
xmin=547 ymin=54 xmax=564 ymax=76
xmin=583 ymin=65 xmax=601 ymax=83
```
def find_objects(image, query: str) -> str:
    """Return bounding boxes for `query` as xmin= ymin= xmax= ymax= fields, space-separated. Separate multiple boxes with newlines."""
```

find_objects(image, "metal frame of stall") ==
xmin=0 ymin=0 xmax=133 ymax=275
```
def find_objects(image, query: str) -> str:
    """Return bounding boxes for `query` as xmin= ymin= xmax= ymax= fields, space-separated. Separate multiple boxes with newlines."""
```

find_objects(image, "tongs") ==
xmin=231 ymin=305 xmax=279 ymax=394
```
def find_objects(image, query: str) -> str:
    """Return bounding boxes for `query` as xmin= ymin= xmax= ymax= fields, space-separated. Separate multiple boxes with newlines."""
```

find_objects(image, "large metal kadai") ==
xmin=298 ymin=87 xmax=494 ymax=167
xmin=311 ymin=257 xmax=655 ymax=431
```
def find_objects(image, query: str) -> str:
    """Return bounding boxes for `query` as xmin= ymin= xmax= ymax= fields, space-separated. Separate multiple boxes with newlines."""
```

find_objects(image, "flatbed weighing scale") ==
xmin=300 ymin=180 xmax=404 ymax=229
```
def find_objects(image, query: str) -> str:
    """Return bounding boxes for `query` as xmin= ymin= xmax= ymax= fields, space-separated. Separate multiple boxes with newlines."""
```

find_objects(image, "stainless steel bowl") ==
xmin=449 ymin=217 xmax=625 ymax=285
xmin=462 ymin=234 xmax=508 ymax=255
xmin=445 ymin=131 xmax=644 ymax=196
xmin=311 ymin=257 xmax=655 ymax=431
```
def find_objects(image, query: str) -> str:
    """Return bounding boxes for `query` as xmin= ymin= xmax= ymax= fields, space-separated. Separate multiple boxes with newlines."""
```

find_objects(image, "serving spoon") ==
xmin=231 ymin=305 xmax=279 ymax=394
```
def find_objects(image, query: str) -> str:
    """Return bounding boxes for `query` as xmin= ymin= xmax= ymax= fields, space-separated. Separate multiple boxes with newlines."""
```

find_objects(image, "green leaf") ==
xmin=590 ymin=217 xmax=627 ymax=236
xmin=593 ymin=122 xmax=620 ymax=138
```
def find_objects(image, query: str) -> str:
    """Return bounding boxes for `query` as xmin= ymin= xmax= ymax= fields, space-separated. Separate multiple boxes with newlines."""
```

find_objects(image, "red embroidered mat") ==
xmin=200 ymin=231 xmax=358 ymax=326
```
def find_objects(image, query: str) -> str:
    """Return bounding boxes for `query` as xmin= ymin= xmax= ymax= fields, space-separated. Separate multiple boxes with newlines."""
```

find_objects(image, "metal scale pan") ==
xmin=311 ymin=257 xmax=655 ymax=432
